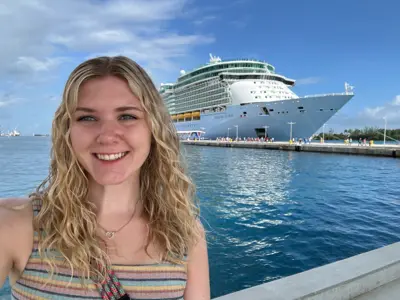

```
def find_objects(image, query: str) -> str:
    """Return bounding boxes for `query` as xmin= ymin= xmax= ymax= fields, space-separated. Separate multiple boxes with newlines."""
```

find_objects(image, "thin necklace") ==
xmin=97 ymin=200 xmax=139 ymax=239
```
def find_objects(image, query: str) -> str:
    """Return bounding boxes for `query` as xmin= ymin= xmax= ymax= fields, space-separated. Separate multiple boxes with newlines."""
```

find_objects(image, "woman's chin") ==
xmin=90 ymin=174 xmax=129 ymax=186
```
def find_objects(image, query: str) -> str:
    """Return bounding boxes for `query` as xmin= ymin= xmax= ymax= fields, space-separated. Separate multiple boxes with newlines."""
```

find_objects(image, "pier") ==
xmin=181 ymin=140 xmax=400 ymax=158
xmin=214 ymin=242 xmax=400 ymax=300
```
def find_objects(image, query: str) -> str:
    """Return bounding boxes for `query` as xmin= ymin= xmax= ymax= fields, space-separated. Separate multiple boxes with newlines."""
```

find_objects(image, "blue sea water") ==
xmin=1 ymin=137 xmax=399 ymax=299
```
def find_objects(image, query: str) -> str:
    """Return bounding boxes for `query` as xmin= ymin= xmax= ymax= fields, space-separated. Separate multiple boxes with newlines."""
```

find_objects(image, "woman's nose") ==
xmin=96 ymin=120 xmax=123 ymax=145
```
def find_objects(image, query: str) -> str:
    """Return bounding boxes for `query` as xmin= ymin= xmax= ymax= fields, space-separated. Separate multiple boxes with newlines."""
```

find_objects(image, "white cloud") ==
xmin=295 ymin=77 xmax=321 ymax=85
xmin=89 ymin=30 xmax=133 ymax=44
xmin=193 ymin=15 xmax=217 ymax=26
xmin=330 ymin=95 xmax=400 ymax=130
xmin=0 ymin=101 xmax=13 ymax=108
xmin=0 ymin=0 xmax=214 ymax=83
xmin=391 ymin=95 xmax=400 ymax=106
xmin=359 ymin=95 xmax=400 ymax=122
xmin=15 ymin=57 xmax=65 ymax=73
xmin=0 ymin=93 xmax=23 ymax=107
xmin=363 ymin=106 xmax=384 ymax=117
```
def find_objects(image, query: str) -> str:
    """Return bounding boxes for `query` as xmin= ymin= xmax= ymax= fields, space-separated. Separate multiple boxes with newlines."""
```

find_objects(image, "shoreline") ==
xmin=181 ymin=140 xmax=400 ymax=158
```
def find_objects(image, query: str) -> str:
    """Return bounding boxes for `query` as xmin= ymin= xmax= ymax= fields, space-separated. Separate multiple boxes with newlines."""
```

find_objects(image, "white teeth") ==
xmin=96 ymin=152 xmax=127 ymax=161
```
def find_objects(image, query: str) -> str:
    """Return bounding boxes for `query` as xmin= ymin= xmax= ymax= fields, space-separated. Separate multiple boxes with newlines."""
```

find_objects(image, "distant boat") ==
xmin=33 ymin=133 xmax=49 ymax=137
xmin=0 ymin=127 xmax=20 ymax=137
xmin=9 ymin=129 xmax=20 ymax=136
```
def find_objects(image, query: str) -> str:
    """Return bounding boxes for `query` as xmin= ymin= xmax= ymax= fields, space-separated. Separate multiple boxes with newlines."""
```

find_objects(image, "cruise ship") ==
xmin=159 ymin=54 xmax=354 ymax=141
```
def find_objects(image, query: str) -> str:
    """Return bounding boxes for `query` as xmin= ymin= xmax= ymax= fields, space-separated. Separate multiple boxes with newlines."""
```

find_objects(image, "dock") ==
xmin=214 ymin=242 xmax=400 ymax=300
xmin=181 ymin=140 xmax=400 ymax=158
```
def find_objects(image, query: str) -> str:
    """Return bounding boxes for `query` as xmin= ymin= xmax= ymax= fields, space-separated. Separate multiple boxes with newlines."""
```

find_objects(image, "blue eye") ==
xmin=77 ymin=116 xmax=96 ymax=121
xmin=120 ymin=114 xmax=137 ymax=120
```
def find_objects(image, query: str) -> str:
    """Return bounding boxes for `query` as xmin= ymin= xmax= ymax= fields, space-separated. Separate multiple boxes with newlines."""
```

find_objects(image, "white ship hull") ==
xmin=174 ymin=93 xmax=353 ymax=141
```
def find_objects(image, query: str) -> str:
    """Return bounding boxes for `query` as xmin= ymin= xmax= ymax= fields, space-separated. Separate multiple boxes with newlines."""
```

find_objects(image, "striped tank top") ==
xmin=11 ymin=200 xmax=187 ymax=300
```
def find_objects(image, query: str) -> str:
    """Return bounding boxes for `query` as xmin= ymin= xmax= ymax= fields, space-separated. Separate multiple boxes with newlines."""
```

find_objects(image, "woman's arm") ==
xmin=184 ymin=222 xmax=210 ymax=300
xmin=0 ymin=198 xmax=33 ymax=287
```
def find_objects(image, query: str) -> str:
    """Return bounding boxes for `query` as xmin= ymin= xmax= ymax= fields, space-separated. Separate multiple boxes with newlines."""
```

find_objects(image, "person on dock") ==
xmin=0 ymin=56 xmax=210 ymax=300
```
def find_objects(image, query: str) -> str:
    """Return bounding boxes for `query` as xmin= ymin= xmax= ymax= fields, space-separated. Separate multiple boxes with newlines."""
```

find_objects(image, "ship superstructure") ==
xmin=159 ymin=54 xmax=354 ymax=140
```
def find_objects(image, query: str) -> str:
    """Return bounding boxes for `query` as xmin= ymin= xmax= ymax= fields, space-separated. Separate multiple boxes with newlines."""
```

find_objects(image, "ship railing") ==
xmin=186 ymin=58 xmax=269 ymax=69
xmin=303 ymin=92 xmax=354 ymax=98
xmin=178 ymin=59 xmax=273 ymax=79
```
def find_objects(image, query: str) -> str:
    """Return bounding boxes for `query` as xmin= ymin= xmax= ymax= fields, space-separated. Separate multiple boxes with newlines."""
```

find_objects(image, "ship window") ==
xmin=269 ymin=109 xmax=274 ymax=112
xmin=320 ymin=108 xmax=324 ymax=111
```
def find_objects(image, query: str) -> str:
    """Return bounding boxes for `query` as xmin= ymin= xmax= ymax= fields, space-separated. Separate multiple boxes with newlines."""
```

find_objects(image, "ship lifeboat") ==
xmin=191 ymin=111 xmax=200 ymax=118
xmin=171 ymin=115 xmax=178 ymax=120
xmin=177 ymin=114 xmax=185 ymax=120
xmin=184 ymin=112 xmax=192 ymax=119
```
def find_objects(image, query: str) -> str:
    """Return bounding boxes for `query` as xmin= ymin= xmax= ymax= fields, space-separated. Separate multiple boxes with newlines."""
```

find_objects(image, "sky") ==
xmin=0 ymin=0 xmax=399 ymax=135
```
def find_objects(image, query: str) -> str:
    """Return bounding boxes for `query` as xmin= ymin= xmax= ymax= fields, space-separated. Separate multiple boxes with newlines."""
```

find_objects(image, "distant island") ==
xmin=314 ymin=127 xmax=400 ymax=141
xmin=33 ymin=133 xmax=50 ymax=137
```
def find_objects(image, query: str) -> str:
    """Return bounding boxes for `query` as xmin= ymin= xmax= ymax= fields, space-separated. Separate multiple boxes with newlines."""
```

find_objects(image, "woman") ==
xmin=0 ymin=56 xmax=210 ymax=299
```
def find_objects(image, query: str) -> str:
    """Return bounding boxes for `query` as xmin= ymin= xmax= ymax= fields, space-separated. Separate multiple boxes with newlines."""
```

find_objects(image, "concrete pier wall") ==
xmin=181 ymin=140 xmax=400 ymax=158
xmin=214 ymin=242 xmax=400 ymax=300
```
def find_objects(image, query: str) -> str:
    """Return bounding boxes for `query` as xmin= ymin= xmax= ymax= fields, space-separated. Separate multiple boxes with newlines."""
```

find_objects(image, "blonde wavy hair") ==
xmin=30 ymin=56 xmax=200 ymax=284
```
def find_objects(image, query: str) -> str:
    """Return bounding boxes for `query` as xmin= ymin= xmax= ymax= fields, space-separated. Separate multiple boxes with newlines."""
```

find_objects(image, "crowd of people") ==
xmin=213 ymin=136 xmax=377 ymax=146
xmin=215 ymin=136 xmax=275 ymax=142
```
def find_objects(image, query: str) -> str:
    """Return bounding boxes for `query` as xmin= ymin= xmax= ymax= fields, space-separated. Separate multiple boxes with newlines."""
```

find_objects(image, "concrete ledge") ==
xmin=214 ymin=242 xmax=400 ymax=300
xmin=354 ymin=278 xmax=400 ymax=299
xmin=182 ymin=140 xmax=400 ymax=158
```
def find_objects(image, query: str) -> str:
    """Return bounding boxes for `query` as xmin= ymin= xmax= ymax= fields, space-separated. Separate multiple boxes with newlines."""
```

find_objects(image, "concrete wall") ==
xmin=182 ymin=141 xmax=400 ymax=158
xmin=214 ymin=242 xmax=400 ymax=300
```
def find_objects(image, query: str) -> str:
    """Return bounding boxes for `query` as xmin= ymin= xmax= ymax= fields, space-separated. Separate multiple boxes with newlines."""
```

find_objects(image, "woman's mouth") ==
xmin=93 ymin=151 xmax=129 ymax=162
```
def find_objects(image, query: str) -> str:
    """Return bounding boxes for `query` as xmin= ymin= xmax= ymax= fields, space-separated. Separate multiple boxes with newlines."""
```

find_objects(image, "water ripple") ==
xmin=185 ymin=146 xmax=400 ymax=298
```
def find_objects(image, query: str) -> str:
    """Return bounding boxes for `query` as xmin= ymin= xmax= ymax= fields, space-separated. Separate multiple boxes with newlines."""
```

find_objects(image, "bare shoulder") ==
xmin=0 ymin=197 xmax=34 ymax=246
xmin=184 ymin=219 xmax=210 ymax=300
xmin=0 ymin=197 xmax=32 ymax=210
xmin=0 ymin=198 xmax=34 ymax=285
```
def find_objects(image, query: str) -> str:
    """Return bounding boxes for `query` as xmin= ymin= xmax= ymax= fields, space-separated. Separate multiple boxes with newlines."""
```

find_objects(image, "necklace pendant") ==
xmin=105 ymin=231 xmax=115 ymax=239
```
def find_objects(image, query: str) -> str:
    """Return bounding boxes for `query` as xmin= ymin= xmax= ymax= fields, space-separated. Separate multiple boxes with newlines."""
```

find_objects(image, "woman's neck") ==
xmin=88 ymin=177 xmax=142 ymax=218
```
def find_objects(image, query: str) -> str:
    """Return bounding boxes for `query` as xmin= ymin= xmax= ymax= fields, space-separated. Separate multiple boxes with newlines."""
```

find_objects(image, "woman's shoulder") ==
xmin=0 ymin=198 xmax=34 ymax=284
xmin=0 ymin=197 xmax=34 ymax=234
xmin=0 ymin=197 xmax=34 ymax=243
xmin=0 ymin=197 xmax=32 ymax=210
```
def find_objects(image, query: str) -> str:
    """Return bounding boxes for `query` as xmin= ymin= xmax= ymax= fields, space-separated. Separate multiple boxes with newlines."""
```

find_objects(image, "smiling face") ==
xmin=69 ymin=76 xmax=152 ymax=186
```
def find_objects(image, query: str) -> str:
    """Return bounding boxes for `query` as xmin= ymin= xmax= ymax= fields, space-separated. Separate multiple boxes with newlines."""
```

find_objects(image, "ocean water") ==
xmin=1 ymin=137 xmax=399 ymax=298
